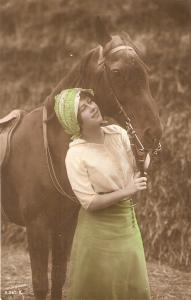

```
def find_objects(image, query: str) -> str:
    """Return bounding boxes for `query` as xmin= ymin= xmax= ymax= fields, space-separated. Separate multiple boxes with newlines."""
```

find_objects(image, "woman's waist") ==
xmin=79 ymin=198 xmax=137 ymax=222
xmin=98 ymin=190 xmax=133 ymax=205
xmin=77 ymin=199 xmax=138 ymax=240
xmin=99 ymin=192 xmax=136 ymax=210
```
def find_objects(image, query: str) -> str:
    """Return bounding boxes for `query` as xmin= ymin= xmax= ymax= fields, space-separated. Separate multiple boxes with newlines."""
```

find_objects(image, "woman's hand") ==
xmin=87 ymin=172 xmax=147 ymax=211
xmin=124 ymin=172 xmax=147 ymax=196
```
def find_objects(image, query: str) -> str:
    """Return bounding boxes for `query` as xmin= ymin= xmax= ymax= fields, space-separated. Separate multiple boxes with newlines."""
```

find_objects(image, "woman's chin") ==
xmin=98 ymin=117 xmax=104 ymax=125
xmin=100 ymin=119 xmax=107 ymax=126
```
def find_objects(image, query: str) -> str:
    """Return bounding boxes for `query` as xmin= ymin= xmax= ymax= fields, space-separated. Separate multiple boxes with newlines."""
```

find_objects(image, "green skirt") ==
xmin=68 ymin=200 xmax=151 ymax=300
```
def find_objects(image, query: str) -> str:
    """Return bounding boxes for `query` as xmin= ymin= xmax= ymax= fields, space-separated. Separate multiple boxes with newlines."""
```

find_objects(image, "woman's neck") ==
xmin=81 ymin=126 xmax=104 ymax=144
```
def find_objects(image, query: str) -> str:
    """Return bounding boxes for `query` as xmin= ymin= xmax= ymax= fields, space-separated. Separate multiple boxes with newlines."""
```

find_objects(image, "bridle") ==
xmin=99 ymin=45 xmax=161 ymax=176
xmin=42 ymin=44 xmax=161 ymax=200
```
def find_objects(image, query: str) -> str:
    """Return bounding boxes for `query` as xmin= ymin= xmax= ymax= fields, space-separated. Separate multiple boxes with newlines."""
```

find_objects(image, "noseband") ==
xmin=100 ymin=45 xmax=161 ymax=175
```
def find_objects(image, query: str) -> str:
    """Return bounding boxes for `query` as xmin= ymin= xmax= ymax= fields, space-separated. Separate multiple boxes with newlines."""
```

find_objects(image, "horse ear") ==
xmin=95 ymin=16 xmax=111 ymax=46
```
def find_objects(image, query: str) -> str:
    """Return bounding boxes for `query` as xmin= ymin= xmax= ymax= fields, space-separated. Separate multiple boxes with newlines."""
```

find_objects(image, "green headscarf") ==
xmin=54 ymin=88 xmax=94 ymax=140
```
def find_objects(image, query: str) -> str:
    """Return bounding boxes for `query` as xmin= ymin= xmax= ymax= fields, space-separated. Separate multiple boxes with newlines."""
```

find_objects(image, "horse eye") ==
xmin=111 ymin=69 xmax=121 ymax=79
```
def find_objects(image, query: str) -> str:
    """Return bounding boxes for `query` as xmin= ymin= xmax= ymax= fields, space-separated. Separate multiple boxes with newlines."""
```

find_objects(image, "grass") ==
xmin=1 ymin=246 xmax=191 ymax=300
xmin=1 ymin=0 xmax=191 ymax=270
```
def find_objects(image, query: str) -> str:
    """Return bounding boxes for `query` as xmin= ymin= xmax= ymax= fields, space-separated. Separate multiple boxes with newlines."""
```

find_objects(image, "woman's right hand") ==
xmin=123 ymin=172 xmax=147 ymax=196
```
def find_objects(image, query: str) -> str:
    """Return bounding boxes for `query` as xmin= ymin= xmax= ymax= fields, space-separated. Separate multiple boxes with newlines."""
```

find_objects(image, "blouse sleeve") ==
xmin=65 ymin=148 xmax=97 ymax=210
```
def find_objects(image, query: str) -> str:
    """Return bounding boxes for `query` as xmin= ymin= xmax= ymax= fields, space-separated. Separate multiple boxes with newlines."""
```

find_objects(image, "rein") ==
xmin=42 ymin=45 xmax=161 ymax=198
xmin=101 ymin=45 xmax=161 ymax=175
xmin=42 ymin=106 xmax=78 ymax=203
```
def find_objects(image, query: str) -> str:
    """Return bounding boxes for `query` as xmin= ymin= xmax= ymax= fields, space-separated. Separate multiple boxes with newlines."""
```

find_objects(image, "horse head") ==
xmin=85 ymin=18 xmax=162 ymax=153
xmin=45 ymin=18 xmax=162 ymax=154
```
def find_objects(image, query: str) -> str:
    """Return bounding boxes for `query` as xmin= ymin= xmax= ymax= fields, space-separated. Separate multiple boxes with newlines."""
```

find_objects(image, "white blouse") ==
xmin=65 ymin=125 xmax=136 ymax=210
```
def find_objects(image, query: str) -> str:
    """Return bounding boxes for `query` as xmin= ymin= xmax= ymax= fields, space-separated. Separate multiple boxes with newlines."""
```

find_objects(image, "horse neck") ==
xmin=44 ymin=47 xmax=100 ymax=117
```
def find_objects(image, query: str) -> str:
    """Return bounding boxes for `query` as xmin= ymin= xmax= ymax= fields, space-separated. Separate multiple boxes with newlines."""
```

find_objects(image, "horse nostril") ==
xmin=144 ymin=127 xmax=161 ymax=149
xmin=144 ymin=125 xmax=162 ymax=140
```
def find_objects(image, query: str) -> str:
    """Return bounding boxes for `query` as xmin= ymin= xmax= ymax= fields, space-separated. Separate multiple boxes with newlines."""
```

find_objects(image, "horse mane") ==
xmin=44 ymin=33 xmax=150 ymax=123
xmin=44 ymin=47 xmax=98 ymax=122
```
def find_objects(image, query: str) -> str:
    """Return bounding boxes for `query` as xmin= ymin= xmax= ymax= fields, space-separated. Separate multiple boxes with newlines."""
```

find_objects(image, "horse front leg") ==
xmin=50 ymin=205 xmax=79 ymax=300
xmin=26 ymin=213 xmax=50 ymax=300
xmin=50 ymin=230 xmax=68 ymax=300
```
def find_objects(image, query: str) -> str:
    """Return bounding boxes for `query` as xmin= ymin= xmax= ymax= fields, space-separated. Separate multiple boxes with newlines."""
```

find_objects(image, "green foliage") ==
xmin=0 ymin=0 xmax=190 ymax=270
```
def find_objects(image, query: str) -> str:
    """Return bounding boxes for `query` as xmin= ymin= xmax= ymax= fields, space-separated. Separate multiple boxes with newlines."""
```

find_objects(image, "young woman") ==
xmin=54 ymin=88 xmax=151 ymax=300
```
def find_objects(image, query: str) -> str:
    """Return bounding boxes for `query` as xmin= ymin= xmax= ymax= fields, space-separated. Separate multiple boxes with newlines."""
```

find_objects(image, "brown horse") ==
xmin=1 ymin=19 xmax=162 ymax=300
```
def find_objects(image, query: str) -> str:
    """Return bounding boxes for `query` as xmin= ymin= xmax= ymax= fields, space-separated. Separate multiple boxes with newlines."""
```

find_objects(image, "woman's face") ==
xmin=78 ymin=96 xmax=103 ymax=129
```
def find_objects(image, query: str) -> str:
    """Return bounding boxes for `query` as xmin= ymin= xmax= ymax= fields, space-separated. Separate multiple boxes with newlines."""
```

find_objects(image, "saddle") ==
xmin=0 ymin=109 xmax=26 ymax=168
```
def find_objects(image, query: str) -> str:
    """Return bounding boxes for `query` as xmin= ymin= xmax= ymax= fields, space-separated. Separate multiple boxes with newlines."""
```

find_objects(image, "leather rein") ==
xmin=42 ymin=45 xmax=161 ymax=200
xmin=100 ymin=45 xmax=161 ymax=176
xmin=42 ymin=106 xmax=78 ymax=202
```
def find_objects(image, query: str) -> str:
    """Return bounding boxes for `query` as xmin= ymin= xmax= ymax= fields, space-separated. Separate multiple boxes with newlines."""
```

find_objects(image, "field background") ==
xmin=1 ymin=0 xmax=191 ymax=298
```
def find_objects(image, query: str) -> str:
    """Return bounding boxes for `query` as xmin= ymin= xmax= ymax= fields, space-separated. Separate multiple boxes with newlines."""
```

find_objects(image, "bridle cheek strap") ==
xmin=103 ymin=63 xmax=144 ymax=150
xmin=102 ymin=47 xmax=161 ymax=175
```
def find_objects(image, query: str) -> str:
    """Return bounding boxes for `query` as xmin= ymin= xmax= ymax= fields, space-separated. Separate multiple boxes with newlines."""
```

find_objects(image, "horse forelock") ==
xmin=94 ymin=34 xmax=151 ymax=102
xmin=44 ymin=33 xmax=150 ymax=125
xmin=101 ymin=34 xmax=150 ymax=76
xmin=43 ymin=47 xmax=103 ymax=124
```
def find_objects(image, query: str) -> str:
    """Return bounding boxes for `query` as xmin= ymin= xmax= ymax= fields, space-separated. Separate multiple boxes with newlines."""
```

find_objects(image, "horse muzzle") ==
xmin=143 ymin=125 xmax=162 ymax=151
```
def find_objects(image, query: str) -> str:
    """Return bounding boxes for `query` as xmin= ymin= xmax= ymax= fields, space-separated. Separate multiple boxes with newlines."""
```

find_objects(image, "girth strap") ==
xmin=42 ymin=106 xmax=77 ymax=203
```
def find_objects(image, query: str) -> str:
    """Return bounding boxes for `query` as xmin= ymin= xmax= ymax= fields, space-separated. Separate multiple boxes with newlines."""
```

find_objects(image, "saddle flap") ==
xmin=0 ymin=109 xmax=26 ymax=168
